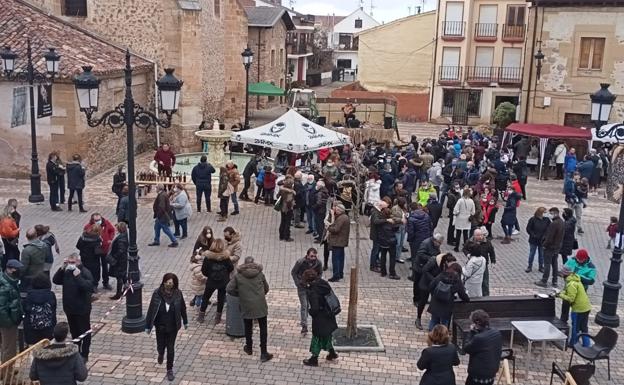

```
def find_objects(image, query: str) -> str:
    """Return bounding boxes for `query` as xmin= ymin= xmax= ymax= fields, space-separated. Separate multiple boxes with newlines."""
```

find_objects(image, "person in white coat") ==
xmin=554 ymin=142 xmax=567 ymax=180
xmin=170 ymin=183 xmax=192 ymax=239
xmin=452 ymin=188 xmax=475 ymax=252
xmin=462 ymin=244 xmax=487 ymax=298
xmin=364 ymin=176 xmax=381 ymax=215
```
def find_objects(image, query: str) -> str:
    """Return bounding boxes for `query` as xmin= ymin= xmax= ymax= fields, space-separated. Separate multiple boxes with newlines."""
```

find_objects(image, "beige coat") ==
xmin=189 ymin=254 xmax=207 ymax=296
xmin=226 ymin=230 xmax=242 ymax=266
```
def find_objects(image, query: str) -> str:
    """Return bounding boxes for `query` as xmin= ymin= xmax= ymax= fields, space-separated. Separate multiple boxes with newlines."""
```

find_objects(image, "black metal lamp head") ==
xmin=590 ymin=83 xmax=616 ymax=126
xmin=0 ymin=46 xmax=17 ymax=75
xmin=534 ymin=48 xmax=545 ymax=80
xmin=241 ymin=47 xmax=254 ymax=69
xmin=43 ymin=48 xmax=60 ymax=77
xmin=156 ymin=68 xmax=183 ymax=113
xmin=73 ymin=65 xmax=101 ymax=112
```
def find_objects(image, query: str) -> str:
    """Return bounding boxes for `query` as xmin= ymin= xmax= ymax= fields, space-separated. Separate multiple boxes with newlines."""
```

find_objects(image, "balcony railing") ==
xmin=474 ymin=23 xmax=498 ymax=41
xmin=288 ymin=43 xmax=312 ymax=55
xmin=465 ymin=66 xmax=523 ymax=85
xmin=502 ymin=24 xmax=525 ymax=42
xmin=441 ymin=21 xmax=465 ymax=40
xmin=438 ymin=66 xmax=462 ymax=84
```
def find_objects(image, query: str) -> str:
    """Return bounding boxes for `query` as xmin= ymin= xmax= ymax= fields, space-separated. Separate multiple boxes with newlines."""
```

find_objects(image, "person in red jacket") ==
xmin=154 ymin=143 xmax=176 ymax=177
xmin=509 ymin=175 xmax=523 ymax=235
xmin=263 ymin=166 xmax=277 ymax=205
xmin=318 ymin=148 xmax=330 ymax=166
xmin=84 ymin=213 xmax=116 ymax=290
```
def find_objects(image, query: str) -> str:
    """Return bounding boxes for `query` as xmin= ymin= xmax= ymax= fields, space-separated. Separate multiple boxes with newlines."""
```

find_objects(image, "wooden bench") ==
xmin=451 ymin=295 xmax=569 ymax=347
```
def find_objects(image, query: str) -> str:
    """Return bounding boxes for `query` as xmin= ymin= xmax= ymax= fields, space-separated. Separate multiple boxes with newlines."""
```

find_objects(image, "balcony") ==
xmin=288 ymin=43 xmax=312 ymax=55
xmin=334 ymin=42 xmax=359 ymax=51
xmin=502 ymin=24 xmax=525 ymax=42
xmin=438 ymin=66 xmax=462 ymax=85
xmin=464 ymin=66 xmax=523 ymax=86
xmin=474 ymin=23 xmax=498 ymax=41
xmin=441 ymin=21 xmax=465 ymax=41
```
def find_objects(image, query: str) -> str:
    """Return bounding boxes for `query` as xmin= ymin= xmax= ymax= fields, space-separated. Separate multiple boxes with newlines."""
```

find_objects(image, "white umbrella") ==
xmin=230 ymin=109 xmax=351 ymax=153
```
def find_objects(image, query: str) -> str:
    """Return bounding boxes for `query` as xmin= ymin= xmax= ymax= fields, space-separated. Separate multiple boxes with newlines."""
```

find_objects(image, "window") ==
xmin=270 ymin=49 xmax=276 ymax=67
xmin=279 ymin=49 xmax=284 ymax=68
xmin=63 ymin=0 xmax=87 ymax=16
xmin=338 ymin=33 xmax=351 ymax=49
xmin=579 ymin=37 xmax=605 ymax=70
xmin=337 ymin=59 xmax=352 ymax=69
xmin=214 ymin=0 xmax=221 ymax=18
xmin=441 ymin=89 xmax=482 ymax=117
xmin=441 ymin=47 xmax=461 ymax=80
xmin=506 ymin=5 xmax=525 ymax=26
xmin=355 ymin=18 xmax=363 ymax=28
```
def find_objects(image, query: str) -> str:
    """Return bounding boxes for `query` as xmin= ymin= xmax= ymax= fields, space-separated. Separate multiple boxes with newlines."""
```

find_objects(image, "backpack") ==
xmin=29 ymin=302 xmax=54 ymax=330
xmin=208 ymin=263 xmax=229 ymax=282
xmin=432 ymin=280 xmax=454 ymax=303
xmin=324 ymin=289 xmax=341 ymax=316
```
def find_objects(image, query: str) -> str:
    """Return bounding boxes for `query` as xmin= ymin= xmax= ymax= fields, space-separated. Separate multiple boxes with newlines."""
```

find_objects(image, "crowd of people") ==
xmin=0 ymin=124 xmax=614 ymax=385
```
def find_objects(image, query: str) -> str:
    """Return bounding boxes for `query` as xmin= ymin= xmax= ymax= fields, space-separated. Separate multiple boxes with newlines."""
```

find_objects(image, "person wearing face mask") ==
xmin=291 ymin=248 xmax=323 ymax=335
xmin=170 ymin=184 xmax=192 ymax=240
xmin=535 ymin=207 xmax=565 ymax=288
xmin=0 ymin=259 xmax=24 ymax=362
xmin=52 ymin=253 xmax=95 ymax=362
xmin=500 ymin=187 xmax=521 ymax=244
xmin=480 ymin=197 xmax=498 ymax=239
xmin=145 ymin=273 xmax=188 ymax=382
xmin=84 ymin=213 xmax=116 ymax=290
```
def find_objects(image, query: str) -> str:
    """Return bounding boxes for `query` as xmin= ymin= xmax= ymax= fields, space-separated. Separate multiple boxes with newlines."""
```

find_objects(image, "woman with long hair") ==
xmin=415 ymin=253 xmax=457 ymax=330
xmin=197 ymin=239 xmax=234 ymax=324
xmin=108 ymin=222 xmax=129 ymax=300
xmin=145 ymin=273 xmax=188 ymax=382
xmin=75 ymin=224 xmax=103 ymax=289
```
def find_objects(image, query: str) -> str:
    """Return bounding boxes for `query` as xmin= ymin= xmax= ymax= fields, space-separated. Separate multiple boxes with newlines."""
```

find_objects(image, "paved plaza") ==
xmin=2 ymin=153 xmax=624 ymax=385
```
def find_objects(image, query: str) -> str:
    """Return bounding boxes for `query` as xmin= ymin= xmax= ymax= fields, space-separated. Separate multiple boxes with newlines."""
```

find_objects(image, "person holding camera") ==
xmin=52 ymin=253 xmax=95 ymax=362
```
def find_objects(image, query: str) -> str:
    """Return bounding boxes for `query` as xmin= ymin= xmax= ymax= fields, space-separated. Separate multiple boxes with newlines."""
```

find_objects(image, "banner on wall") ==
xmin=37 ymin=84 xmax=53 ymax=118
xmin=11 ymin=86 xmax=27 ymax=128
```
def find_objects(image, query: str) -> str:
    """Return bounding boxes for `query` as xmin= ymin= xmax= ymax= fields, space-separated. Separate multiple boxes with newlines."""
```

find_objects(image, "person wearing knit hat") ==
xmin=557 ymin=266 xmax=592 ymax=348
xmin=560 ymin=248 xmax=597 ymax=324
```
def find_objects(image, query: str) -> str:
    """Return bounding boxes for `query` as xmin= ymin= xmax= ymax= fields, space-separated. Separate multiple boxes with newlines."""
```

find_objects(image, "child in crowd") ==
xmin=253 ymin=166 xmax=265 ymax=204
xmin=607 ymin=216 xmax=618 ymax=249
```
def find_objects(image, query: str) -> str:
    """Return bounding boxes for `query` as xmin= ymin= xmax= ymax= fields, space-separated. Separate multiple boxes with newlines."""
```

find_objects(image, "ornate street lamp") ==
xmin=534 ymin=41 xmax=545 ymax=81
xmin=241 ymin=47 xmax=254 ymax=129
xmin=591 ymin=83 xmax=622 ymax=328
xmin=74 ymin=49 xmax=183 ymax=333
xmin=1 ymin=41 xmax=61 ymax=203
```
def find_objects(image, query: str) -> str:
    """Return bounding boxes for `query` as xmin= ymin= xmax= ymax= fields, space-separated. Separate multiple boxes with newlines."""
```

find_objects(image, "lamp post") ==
xmin=241 ymin=47 xmax=254 ymax=129
xmin=74 ymin=50 xmax=182 ymax=333
xmin=534 ymin=41 xmax=545 ymax=81
xmin=590 ymin=83 xmax=622 ymax=328
xmin=1 ymin=41 xmax=60 ymax=203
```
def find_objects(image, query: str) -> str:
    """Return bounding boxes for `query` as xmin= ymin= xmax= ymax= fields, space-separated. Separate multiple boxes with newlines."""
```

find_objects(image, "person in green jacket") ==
xmin=0 ymin=259 xmax=24 ymax=362
xmin=557 ymin=267 xmax=591 ymax=348
xmin=417 ymin=181 xmax=437 ymax=207
xmin=561 ymin=249 xmax=596 ymax=323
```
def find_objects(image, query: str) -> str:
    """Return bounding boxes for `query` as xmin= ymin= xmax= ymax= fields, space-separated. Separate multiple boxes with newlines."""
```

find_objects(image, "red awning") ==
xmin=505 ymin=123 xmax=592 ymax=140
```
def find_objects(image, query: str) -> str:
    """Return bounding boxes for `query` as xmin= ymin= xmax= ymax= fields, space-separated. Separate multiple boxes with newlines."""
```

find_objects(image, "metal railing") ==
xmin=0 ymin=339 xmax=49 ymax=385
xmin=442 ymin=21 xmax=465 ymax=38
xmin=502 ymin=24 xmax=525 ymax=41
xmin=438 ymin=66 xmax=462 ymax=82
xmin=475 ymin=23 xmax=498 ymax=39
xmin=465 ymin=66 xmax=523 ymax=84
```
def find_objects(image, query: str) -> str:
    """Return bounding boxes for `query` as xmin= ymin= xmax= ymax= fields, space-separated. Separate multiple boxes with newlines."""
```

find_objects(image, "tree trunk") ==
xmin=345 ymin=221 xmax=360 ymax=339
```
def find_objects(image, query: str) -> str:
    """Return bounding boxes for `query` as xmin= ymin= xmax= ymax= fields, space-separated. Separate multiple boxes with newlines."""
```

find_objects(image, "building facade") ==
xmin=245 ymin=6 xmax=294 ymax=109
xmin=0 ymin=0 xmax=153 ymax=178
xmin=28 ymin=0 xmax=249 ymax=150
xmin=430 ymin=0 xmax=527 ymax=125
xmin=330 ymin=8 xmax=379 ymax=78
xmin=520 ymin=0 xmax=624 ymax=127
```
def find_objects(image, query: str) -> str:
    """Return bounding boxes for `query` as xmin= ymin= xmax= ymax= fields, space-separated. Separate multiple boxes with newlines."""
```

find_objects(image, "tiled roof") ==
xmin=245 ymin=6 xmax=295 ymax=30
xmin=0 ymin=0 xmax=152 ymax=80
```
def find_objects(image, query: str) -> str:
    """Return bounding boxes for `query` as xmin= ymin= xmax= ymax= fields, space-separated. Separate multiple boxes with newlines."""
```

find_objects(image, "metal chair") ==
xmin=568 ymin=327 xmax=617 ymax=380
xmin=551 ymin=362 xmax=595 ymax=385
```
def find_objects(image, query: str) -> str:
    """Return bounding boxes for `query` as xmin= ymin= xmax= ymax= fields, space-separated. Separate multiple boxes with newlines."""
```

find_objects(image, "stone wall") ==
xmin=248 ymin=22 xmax=287 ymax=109
xmin=223 ymin=0 xmax=248 ymax=125
xmin=0 ymin=73 xmax=154 ymax=179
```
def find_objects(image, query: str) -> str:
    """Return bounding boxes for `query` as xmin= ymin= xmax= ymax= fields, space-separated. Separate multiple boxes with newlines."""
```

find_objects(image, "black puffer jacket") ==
xmin=65 ymin=162 xmax=85 ymax=190
xmin=377 ymin=221 xmax=399 ymax=248
xmin=201 ymin=250 xmax=234 ymax=289
xmin=559 ymin=216 xmax=577 ymax=257
xmin=413 ymin=237 xmax=440 ymax=273
xmin=427 ymin=271 xmax=470 ymax=319
xmin=52 ymin=265 xmax=94 ymax=316
xmin=191 ymin=162 xmax=216 ymax=185
xmin=23 ymin=288 xmax=56 ymax=345
xmin=108 ymin=233 xmax=128 ymax=279
xmin=526 ymin=216 xmax=551 ymax=245
xmin=306 ymin=278 xmax=338 ymax=338
xmin=145 ymin=287 xmax=188 ymax=332
xmin=463 ymin=327 xmax=503 ymax=379
xmin=30 ymin=343 xmax=88 ymax=385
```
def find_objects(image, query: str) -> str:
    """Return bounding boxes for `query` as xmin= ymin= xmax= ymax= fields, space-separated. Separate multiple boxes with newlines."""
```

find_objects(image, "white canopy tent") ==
xmin=230 ymin=109 xmax=351 ymax=154
xmin=590 ymin=124 xmax=624 ymax=148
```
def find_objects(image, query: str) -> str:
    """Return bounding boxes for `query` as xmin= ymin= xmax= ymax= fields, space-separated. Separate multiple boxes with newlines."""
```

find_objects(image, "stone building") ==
xmin=245 ymin=6 xmax=295 ymax=109
xmin=28 ymin=0 xmax=249 ymax=151
xmin=430 ymin=0 xmax=527 ymax=125
xmin=0 ymin=0 xmax=153 ymax=178
xmin=520 ymin=0 xmax=624 ymax=127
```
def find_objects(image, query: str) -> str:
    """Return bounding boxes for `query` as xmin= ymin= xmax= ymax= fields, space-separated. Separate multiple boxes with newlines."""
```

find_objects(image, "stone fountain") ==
xmin=194 ymin=129 xmax=232 ymax=168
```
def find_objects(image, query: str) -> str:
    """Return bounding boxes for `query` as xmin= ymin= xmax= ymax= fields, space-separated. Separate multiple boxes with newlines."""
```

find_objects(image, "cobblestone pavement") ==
xmin=2 ymin=160 xmax=624 ymax=385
